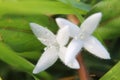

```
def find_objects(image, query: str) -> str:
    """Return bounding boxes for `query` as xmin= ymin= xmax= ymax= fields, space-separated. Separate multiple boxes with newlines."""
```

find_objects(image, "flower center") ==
xmin=77 ymin=29 xmax=90 ymax=40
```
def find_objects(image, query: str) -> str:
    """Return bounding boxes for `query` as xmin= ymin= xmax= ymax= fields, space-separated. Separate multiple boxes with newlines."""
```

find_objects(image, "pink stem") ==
xmin=76 ymin=54 xmax=90 ymax=80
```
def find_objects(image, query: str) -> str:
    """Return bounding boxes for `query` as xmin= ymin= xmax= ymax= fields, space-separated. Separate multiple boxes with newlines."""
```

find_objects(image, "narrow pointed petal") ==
xmin=80 ymin=12 xmax=102 ymax=38
xmin=58 ymin=47 xmax=80 ymax=69
xmin=66 ymin=59 xmax=80 ymax=69
xmin=33 ymin=46 xmax=58 ymax=74
xmin=65 ymin=39 xmax=83 ymax=64
xmin=30 ymin=23 xmax=56 ymax=46
xmin=56 ymin=18 xmax=79 ymax=37
xmin=57 ymin=26 xmax=70 ymax=46
xmin=84 ymin=36 xmax=111 ymax=59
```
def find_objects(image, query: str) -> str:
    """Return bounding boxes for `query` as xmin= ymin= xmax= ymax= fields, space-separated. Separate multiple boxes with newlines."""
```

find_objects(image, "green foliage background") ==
xmin=0 ymin=0 xmax=120 ymax=80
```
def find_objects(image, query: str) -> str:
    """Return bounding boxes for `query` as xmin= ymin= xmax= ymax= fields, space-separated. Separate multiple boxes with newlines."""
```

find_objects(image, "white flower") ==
xmin=30 ymin=23 xmax=79 ymax=74
xmin=56 ymin=12 xmax=111 ymax=65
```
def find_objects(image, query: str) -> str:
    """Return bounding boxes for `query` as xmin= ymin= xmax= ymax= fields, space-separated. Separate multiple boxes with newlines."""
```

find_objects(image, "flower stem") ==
xmin=76 ymin=53 xmax=90 ymax=80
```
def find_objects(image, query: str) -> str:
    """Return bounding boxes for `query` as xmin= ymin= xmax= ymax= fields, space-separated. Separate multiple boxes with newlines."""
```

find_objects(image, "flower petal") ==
xmin=65 ymin=39 xmax=83 ymax=64
xmin=30 ymin=23 xmax=56 ymax=46
xmin=66 ymin=59 xmax=80 ymax=69
xmin=57 ymin=26 xmax=70 ymax=46
xmin=56 ymin=18 xmax=79 ymax=37
xmin=84 ymin=36 xmax=111 ymax=59
xmin=33 ymin=46 xmax=58 ymax=74
xmin=59 ymin=47 xmax=80 ymax=69
xmin=80 ymin=12 xmax=102 ymax=38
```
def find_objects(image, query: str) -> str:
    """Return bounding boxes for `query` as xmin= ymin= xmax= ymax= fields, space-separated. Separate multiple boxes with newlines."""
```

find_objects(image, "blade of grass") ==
xmin=0 ymin=42 xmax=52 ymax=80
xmin=100 ymin=61 xmax=120 ymax=80
xmin=0 ymin=1 xmax=87 ymax=15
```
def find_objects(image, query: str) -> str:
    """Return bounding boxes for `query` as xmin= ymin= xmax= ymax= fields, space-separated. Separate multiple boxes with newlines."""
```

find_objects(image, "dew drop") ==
xmin=80 ymin=35 xmax=84 ymax=39
xmin=50 ymin=46 xmax=54 ymax=49
xmin=74 ymin=36 xmax=78 ymax=40
xmin=38 ymin=38 xmax=47 ymax=42
xmin=89 ymin=45 xmax=93 ymax=49
xmin=43 ymin=39 xmax=47 ymax=42
xmin=44 ymin=47 xmax=48 ymax=51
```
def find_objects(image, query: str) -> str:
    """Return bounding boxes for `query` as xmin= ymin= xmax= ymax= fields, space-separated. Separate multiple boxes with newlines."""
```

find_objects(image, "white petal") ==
xmin=33 ymin=46 xmax=58 ymax=74
xmin=66 ymin=59 xmax=80 ymax=69
xmin=30 ymin=23 xmax=56 ymax=46
xmin=84 ymin=36 xmax=111 ymax=59
xmin=65 ymin=39 xmax=83 ymax=64
xmin=80 ymin=12 xmax=102 ymax=38
xmin=57 ymin=26 xmax=70 ymax=46
xmin=58 ymin=47 xmax=80 ymax=69
xmin=56 ymin=18 xmax=79 ymax=37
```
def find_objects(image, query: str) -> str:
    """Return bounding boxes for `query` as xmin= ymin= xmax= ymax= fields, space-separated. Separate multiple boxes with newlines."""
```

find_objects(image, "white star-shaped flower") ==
xmin=30 ymin=23 xmax=79 ymax=74
xmin=56 ymin=12 xmax=111 ymax=65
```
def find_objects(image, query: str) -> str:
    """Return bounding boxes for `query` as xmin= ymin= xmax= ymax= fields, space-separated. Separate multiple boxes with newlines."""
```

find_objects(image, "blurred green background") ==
xmin=0 ymin=0 xmax=120 ymax=80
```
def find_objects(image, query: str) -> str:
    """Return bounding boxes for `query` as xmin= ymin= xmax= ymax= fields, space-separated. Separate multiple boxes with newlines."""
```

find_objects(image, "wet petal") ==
xmin=58 ymin=47 xmax=80 ymax=69
xmin=57 ymin=26 xmax=70 ymax=46
xmin=65 ymin=39 xmax=83 ymax=64
xmin=84 ymin=36 xmax=111 ymax=59
xmin=33 ymin=46 xmax=58 ymax=74
xmin=56 ymin=18 xmax=79 ymax=37
xmin=80 ymin=12 xmax=102 ymax=38
xmin=30 ymin=23 xmax=56 ymax=46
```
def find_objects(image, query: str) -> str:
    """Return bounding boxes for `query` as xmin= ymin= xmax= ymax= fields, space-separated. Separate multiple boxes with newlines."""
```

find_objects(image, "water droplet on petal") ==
xmin=88 ymin=45 xmax=93 ymax=49
xmin=80 ymin=35 xmax=84 ymax=39
xmin=38 ymin=38 xmax=46 ymax=42
xmin=74 ymin=36 xmax=78 ymax=40
xmin=49 ymin=46 xmax=52 ymax=48
xmin=44 ymin=47 xmax=48 ymax=51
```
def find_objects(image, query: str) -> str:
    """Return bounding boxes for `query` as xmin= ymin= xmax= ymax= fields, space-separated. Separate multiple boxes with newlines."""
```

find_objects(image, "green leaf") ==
xmin=0 ymin=0 xmax=87 ymax=15
xmin=58 ymin=0 xmax=91 ymax=22
xmin=0 ymin=14 xmax=57 ymax=52
xmin=90 ymin=0 xmax=120 ymax=39
xmin=0 ymin=29 xmax=43 ymax=52
xmin=0 ymin=14 xmax=55 ymax=79
xmin=100 ymin=61 xmax=120 ymax=80
xmin=58 ymin=0 xmax=91 ymax=13
xmin=0 ymin=42 xmax=52 ymax=80
xmin=18 ymin=51 xmax=40 ymax=60
xmin=0 ymin=77 xmax=2 ymax=80
xmin=83 ymin=52 xmax=113 ymax=75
